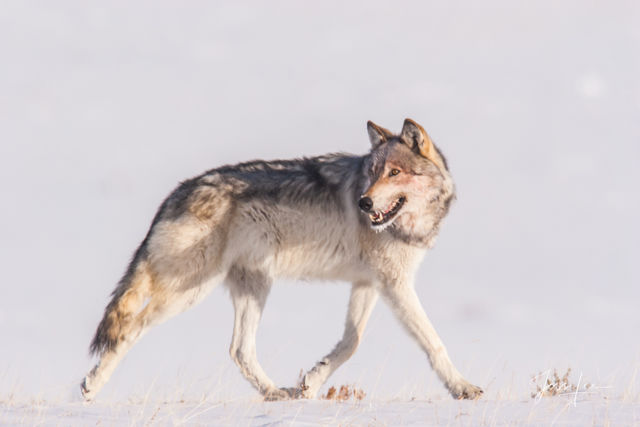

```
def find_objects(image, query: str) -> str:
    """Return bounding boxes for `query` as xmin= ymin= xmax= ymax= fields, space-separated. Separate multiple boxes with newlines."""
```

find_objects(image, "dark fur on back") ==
xmin=212 ymin=154 xmax=366 ymax=207
xmin=157 ymin=154 xmax=367 ymax=223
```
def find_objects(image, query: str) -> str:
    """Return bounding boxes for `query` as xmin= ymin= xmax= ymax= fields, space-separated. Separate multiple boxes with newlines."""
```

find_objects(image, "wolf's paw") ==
xmin=298 ymin=375 xmax=318 ymax=399
xmin=263 ymin=387 xmax=300 ymax=401
xmin=449 ymin=381 xmax=483 ymax=400
xmin=299 ymin=387 xmax=316 ymax=399
xmin=80 ymin=377 xmax=96 ymax=401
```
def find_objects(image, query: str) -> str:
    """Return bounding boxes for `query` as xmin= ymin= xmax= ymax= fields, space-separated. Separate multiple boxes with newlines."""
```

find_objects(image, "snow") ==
xmin=1 ymin=0 xmax=639 ymax=424
xmin=2 ymin=394 xmax=638 ymax=426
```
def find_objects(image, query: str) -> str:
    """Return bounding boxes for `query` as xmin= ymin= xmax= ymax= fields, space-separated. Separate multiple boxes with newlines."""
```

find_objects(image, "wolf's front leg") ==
xmin=300 ymin=281 xmax=378 ymax=398
xmin=381 ymin=282 xmax=483 ymax=400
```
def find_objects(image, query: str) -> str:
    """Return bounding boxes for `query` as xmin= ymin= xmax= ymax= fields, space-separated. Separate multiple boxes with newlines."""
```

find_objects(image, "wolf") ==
xmin=81 ymin=118 xmax=483 ymax=401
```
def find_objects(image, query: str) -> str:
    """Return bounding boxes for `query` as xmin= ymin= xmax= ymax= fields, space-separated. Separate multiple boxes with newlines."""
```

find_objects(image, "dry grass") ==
xmin=322 ymin=385 xmax=366 ymax=402
xmin=531 ymin=368 xmax=592 ymax=398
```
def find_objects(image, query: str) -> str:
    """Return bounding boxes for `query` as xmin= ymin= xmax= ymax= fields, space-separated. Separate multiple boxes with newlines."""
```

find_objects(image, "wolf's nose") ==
xmin=358 ymin=197 xmax=373 ymax=213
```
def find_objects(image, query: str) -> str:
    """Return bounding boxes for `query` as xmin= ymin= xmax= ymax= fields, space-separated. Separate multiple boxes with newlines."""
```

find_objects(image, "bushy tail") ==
xmin=89 ymin=248 xmax=152 ymax=356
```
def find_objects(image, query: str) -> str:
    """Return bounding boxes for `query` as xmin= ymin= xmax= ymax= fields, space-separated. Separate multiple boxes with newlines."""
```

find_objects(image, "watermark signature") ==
xmin=531 ymin=368 xmax=611 ymax=406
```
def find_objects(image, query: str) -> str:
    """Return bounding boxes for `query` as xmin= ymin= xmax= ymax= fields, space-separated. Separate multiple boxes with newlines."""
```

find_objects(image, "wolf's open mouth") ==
xmin=369 ymin=196 xmax=406 ymax=227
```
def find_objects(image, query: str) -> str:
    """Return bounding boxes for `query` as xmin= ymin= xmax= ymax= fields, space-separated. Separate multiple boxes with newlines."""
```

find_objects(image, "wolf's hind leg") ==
xmin=226 ymin=268 xmax=285 ymax=400
xmin=81 ymin=325 xmax=141 ymax=400
xmin=82 ymin=272 xmax=223 ymax=400
xmin=300 ymin=281 xmax=378 ymax=398
xmin=381 ymin=282 xmax=483 ymax=400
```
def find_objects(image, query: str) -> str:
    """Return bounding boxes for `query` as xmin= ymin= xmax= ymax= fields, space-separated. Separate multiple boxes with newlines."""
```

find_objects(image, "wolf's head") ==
xmin=359 ymin=119 xmax=455 ymax=237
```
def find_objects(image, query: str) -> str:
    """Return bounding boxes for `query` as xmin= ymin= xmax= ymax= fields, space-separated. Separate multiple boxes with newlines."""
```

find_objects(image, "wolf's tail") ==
xmin=89 ymin=246 xmax=152 ymax=356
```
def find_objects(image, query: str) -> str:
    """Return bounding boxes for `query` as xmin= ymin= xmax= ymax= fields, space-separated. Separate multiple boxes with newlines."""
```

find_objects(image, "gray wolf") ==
xmin=81 ymin=118 xmax=483 ymax=401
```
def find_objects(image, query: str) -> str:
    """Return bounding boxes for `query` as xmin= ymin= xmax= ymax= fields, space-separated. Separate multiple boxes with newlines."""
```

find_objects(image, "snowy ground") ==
xmin=2 ymin=392 xmax=639 ymax=426
xmin=1 ymin=0 xmax=639 ymax=425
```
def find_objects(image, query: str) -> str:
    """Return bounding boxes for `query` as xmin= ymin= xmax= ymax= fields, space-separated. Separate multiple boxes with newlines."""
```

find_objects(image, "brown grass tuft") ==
xmin=322 ymin=385 xmax=366 ymax=401
xmin=531 ymin=368 xmax=592 ymax=398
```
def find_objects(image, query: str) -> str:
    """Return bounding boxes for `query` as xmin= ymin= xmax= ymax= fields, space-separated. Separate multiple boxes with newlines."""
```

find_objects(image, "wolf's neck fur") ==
xmin=389 ymin=175 xmax=455 ymax=248
xmin=389 ymin=209 xmax=443 ymax=248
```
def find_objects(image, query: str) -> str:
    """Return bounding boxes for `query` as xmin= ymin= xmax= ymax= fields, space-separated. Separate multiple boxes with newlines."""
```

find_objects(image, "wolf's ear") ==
xmin=367 ymin=121 xmax=393 ymax=148
xmin=400 ymin=118 xmax=428 ymax=151
xmin=400 ymin=118 xmax=442 ymax=167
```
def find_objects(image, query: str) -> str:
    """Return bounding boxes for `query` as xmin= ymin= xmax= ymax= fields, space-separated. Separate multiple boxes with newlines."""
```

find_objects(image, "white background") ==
xmin=0 ymin=1 xmax=638 ymax=402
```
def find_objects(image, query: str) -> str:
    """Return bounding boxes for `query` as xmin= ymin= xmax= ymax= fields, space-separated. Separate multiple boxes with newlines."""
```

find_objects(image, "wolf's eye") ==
xmin=389 ymin=169 xmax=400 ymax=177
